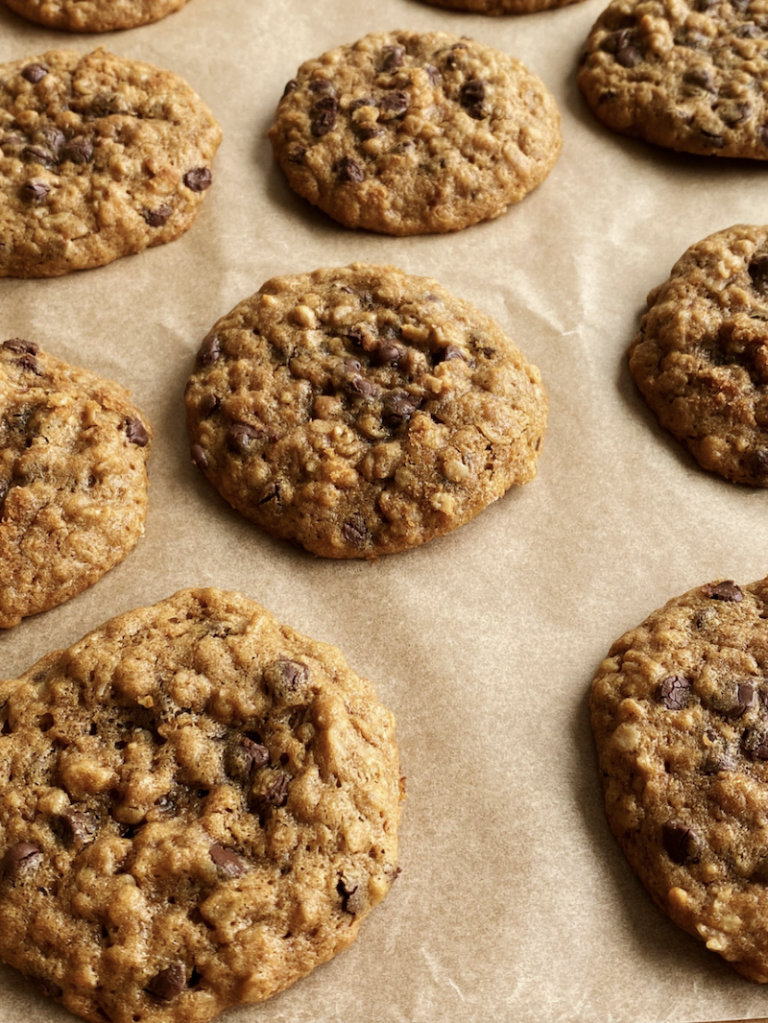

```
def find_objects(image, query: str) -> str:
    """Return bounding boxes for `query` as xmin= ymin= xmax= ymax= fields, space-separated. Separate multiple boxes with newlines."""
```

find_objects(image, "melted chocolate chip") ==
xmin=23 ymin=145 xmax=56 ymax=167
xmin=38 ymin=127 xmax=65 ymax=152
xmin=197 ymin=334 xmax=221 ymax=366
xmin=702 ymin=580 xmax=743 ymax=602
xmin=58 ymin=809 xmax=96 ymax=845
xmin=125 ymin=418 xmax=149 ymax=447
xmin=199 ymin=393 xmax=221 ymax=417
xmin=141 ymin=204 xmax=172 ymax=227
xmin=335 ymin=156 xmax=365 ymax=183
xmin=265 ymin=658 xmax=309 ymax=700
xmin=337 ymin=876 xmax=366 ymax=915
xmin=383 ymin=391 xmax=421 ymax=428
xmin=190 ymin=443 xmax=208 ymax=470
xmin=61 ymin=137 xmax=93 ymax=165
xmin=2 ymin=842 xmax=42 ymax=879
xmin=17 ymin=355 xmax=41 ymax=375
xmin=380 ymin=45 xmax=405 ymax=72
xmin=209 ymin=843 xmax=247 ymax=877
xmin=659 ymin=675 xmax=691 ymax=710
xmin=227 ymin=422 xmax=265 ymax=453
xmin=146 ymin=964 xmax=185 ymax=1001
xmin=3 ymin=339 xmax=39 ymax=355
xmin=346 ymin=375 xmax=379 ymax=398
xmin=21 ymin=181 xmax=50 ymax=203
xmin=184 ymin=167 xmax=212 ymax=192
xmin=683 ymin=68 xmax=716 ymax=92
xmin=266 ymin=773 xmax=290 ymax=807
xmin=21 ymin=64 xmax=48 ymax=84
xmin=379 ymin=91 xmax=409 ymax=117
xmin=311 ymin=95 xmax=338 ymax=137
xmin=662 ymin=821 xmax=700 ymax=864
xmin=243 ymin=736 xmax=270 ymax=769
xmin=616 ymin=46 xmax=642 ymax=68
xmin=374 ymin=341 xmax=406 ymax=366
xmin=342 ymin=513 xmax=369 ymax=547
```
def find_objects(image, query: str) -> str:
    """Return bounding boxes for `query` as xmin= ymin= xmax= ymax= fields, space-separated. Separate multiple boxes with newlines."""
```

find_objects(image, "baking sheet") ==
xmin=2 ymin=0 xmax=768 ymax=1020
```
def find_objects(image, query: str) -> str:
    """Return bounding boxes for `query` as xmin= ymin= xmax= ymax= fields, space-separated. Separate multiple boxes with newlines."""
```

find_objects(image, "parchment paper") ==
xmin=1 ymin=0 xmax=768 ymax=1020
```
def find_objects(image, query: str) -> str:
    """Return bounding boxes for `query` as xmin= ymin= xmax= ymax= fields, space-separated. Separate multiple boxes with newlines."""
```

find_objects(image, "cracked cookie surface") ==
xmin=0 ymin=48 xmax=221 ymax=278
xmin=1 ymin=0 xmax=191 ymax=31
xmin=592 ymin=575 xmax=768 ymax=981
xmin=577 ymin=0 xmax=768 ymax=158
xmin=0 ymin=587 xmax=402 ymax=1023
xmin=268 ymin=30 xmax=561 ymax=235
xmin=184 ymin=263 xmax=548 ymax=558
xmin=629 ymin=225 xmax=768 ymax=485
xmin=0 ymin=338 xmax=151 ymax=628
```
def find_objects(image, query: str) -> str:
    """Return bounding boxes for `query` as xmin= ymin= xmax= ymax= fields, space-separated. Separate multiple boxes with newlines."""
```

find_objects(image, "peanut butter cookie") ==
xmin=0 ymin=588 xmax=403 ymax=1023
xmin=0 ymin=48 xmax=221 ymax=278
xmin=185 ymin=263 xmax=548 ymax=558
xmin=592 ymin=575 xmax=768 ymax=981
xmin=268 ymin=30 xmax=561 ymax=235
xmin=1 ymin=0 xmax=191 ymax=31
xmin=0 ymin=338 xmax=151 ymax=628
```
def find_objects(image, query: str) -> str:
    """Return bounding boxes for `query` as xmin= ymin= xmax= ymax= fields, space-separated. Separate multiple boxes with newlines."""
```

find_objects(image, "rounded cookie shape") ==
xmin=577 ymin=0 xmax=768 ymax=158
xmin=0 ymin=588 xmax=403 ymax=1023
xmin=418 ymin=0 xmax=587 ymax=13
xmin=0 ymin=338 xmax=152 ymax=628
xmin=629 ymin=225 xmax=768 ymax=485
xmin=1 ymin=0 xmax=191 ymax=31
xmin=0 ymin=48 xmax=222 ymax=278
xmin=591 ymin=575 xmax=768 ymax=981
xmin=268 ymin=30 xmax=562 ymax=235
xmin=185 ymin=264 xmax=548 ymax=558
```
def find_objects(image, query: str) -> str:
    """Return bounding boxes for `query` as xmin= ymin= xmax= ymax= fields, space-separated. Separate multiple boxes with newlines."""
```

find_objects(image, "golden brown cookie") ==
xmin=0 ymin=48 xmax=221 ymax=278
xmin=592 ymin=575 xmax=768 ymax=981
xmin=419 ymin=0 xmax=587 ymax=12
xmin=0 ymin=338 xmax=151 ymax=628
xmin=578 ymin=0 xmax=768 ymax=158
xmin=0 ymin=587 xmax=403 ymax=1023
xmin=184 ymin=263 xmax=548 ymax=558
xmin=629 ymin=225 xmax=768 ymax=485
xmin=268 ymin=30 xmax=562 ymax=235
xmin=1 ymin=0 xmax=191 ymax=31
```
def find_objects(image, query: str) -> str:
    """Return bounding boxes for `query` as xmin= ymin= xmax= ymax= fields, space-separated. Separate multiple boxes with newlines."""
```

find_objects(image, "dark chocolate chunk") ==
xmin=58 ymin=809 xmax=96 ymax=845
xmin=659 ymin=675 xmax=691 ymax=710
xmin=335 ymin=156 xmax=365 ymax=183
xmin=21 ymin=64 xmax=48 ymax=84
xmin=264 ymin=658 xmax=309 ymax=700
xmin=209 ymin=843 xmax=247 ymax=877
xmin=383 ymin=391 xmax=421 ymax=428
xmin=190 ymin=443 xmax=208 ymax=471
xmin=199 ymin=393 xmax=221 ymax=417
xmin=3 ymin=339 xmax=39 ymax=356
xmin=141 ymin=205 xmax=172 ymax=228
xmin=125 ymin=418 xmax=149 ymax=447
xmin=342 ymin=513 xmax=369 ymax=547
xmin=380 ymin=45 xmax=405 ymax=72
xmin=724 ymin=682 xmax=756 ymax=719
xmin=243 ymin=736 xmax=270 ymax=769
xmin=311 ymin=109 xmax=337 ymax=137
xmin=702 ymin=580 xmax=743 ymax=602
xmin=227 ymin=422 xmax=265 ymax=453
xmin=379 ymin=91 xmax=409 ymax=117
xmin=197 ymin=334 xmax=221 ymax=366
xmin=21 ymin=181 xmax=50 ymax=203
xmin=184 ymin=167 xmax=212 ymax=192
xmin=266 ymin=773 xmax=290 ymax=807
xmin=61 ymin=137 xmax=93 ymax=165
xmin=146 ymin=964 xmax=185 ymax=1001
xmin=662 ymin=821 xmax=700 ymax=864
xmin=2 ymin=841 xmax=42 ymax=879
xmin=337 ymin=875 xmax=366 ymax=915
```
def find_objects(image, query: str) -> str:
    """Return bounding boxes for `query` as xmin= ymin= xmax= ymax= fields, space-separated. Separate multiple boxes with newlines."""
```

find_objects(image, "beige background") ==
xmin=1 ymin=0 xmax=768 ymax=1020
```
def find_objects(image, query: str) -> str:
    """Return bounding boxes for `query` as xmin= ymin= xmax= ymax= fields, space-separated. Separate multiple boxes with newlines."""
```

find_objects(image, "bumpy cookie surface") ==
xmin=185 ymin=264 xmax=548 ymax=558
xmin=0 ymin=338 xmax=151 ymax=628
xmin=1 ymin=0 xmax=191 ymax=31
xmin=0 ymin=588 xmax=402 ymax=1023
xmin=0 ymin=48 xmax=221 ymax=278
xmin=629 ymin=225 xmax=768 ymax=485
xmin=268 ymin=30 xmax=561 ymax=235
xmin=419 ymin=0 xmax=586 ymax=13
xmin=591 ymin=576 xmax=768 ymax=981
xmin=578 ymin=0 xmax=768 ymax=157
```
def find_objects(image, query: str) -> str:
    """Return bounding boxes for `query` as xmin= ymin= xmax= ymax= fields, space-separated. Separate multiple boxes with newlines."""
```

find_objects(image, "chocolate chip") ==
xmin=425 ymin=64 xmax=441 ymax=85
xmin=58 ymin=809 xmax=96 ymax=845
xmin=335 ymin=156 xmax=365 ymax=183
xmin=141 ymin=204 xmax=172 ymax=227
xmin=379 ymin=91 xmax=409 ymax=117
xmin=23 ymin=145 xmax=56 ymax=167
xmin=349 ymin=97 xmax=376 ymax=112
xmin=702 ymin=750 xmax=738 ymax=773
xmin=38 ymin=126 xmax=65 ymax=152
xmin=2 ymin=842 xmax=42 ymax=879
xmin=308 ymin=79 xmax=334 ymax=94
xmin=227 ymin=422 xmax=265 ymax=453
xmin=702 ymin=580 xmax=743 ymax=602
xmin=356 ymin=125 xmax=384 ymax=142
xmin=723 ymin=682 xmax=756 ymax=718
xmin=125 ymin=417 xmax=149 ymax=447
xmin=380 ymin=45 xmax=405 ymax=72
xmin=683 ymin=68 xmax=716 ymax=92
xmin=146 ymin=964 xmax=185 ymax=1001
xmin=3 ymin=339 xmax=39 ymax=355
xmin=601 ymin=29 xmax=631 ymax=53
xmin=264 ymin=658 xmax=309 ymax=700
xmin=461 ymin=79 xmax=486 ymax=108
xmin=374 ymin=341 xmax=406 ymax=366
xmin=383 ymin=391 xmax=421 ymax=428
xmin=445 ymin=43 xmax=468 ymax=70
xmin=337 ymin=876 xmax=366 ymax=915
xmin=190 ymin=443 xmax=208 ymax=470
xmin=346 ymin=375 xmax=379 ymax=398
xmin=700 ymin=130 xmax=725 ymax=148
xmin=209 ymin=843 xmax=247 ymax=877
xmin=311 ymin=109 xmax=337 ymax=137
xmin=61 ymin=137 xmax=93 ymax=165
xmin=616 ymin=46 xmax=642 ymax=68
xmin=743 ymin=726 xmax=768 ymax=760
xmin=199 ymin=393 xmax=221 ymax=417
xmin=749 ymin=255 xmax=768 ymax=296
xmin=17 ymin=355 xmax=41 ymax=375
xmin=437 ymin=345 xmax=469 ymax=363
xmin=282 ymin=79 xmax=298 ymax=98
xmin=288 ymin=145 xmax=306 ymax=164
xmin=243 ymin=736 xmax=270 ymax=769
xmin=342 ymin=513 xmax=369 ymax=548
xmin=197 ymin=334 xmax=221 ymax=366
xmin=659 ymin=675 xmax=691 ymax=710
xmin=184 ymin=167 xmax=212 ymax=192
xmin=662 ymin=821 xmax=700 ymax=864
xmin=21 ymin=181 xmax=50 ymax=204
xmin=30 ymin=977 xmax=62 ymax=998
xmin=266 ymin=773 xmax=290 ymax=807
xmin=0 ymin=134 xmax=25 ymax=148
xmin=21 ymin=64 xmax=48 ymax=84
xmin=258 ymin=482 xmax=280 ymax=505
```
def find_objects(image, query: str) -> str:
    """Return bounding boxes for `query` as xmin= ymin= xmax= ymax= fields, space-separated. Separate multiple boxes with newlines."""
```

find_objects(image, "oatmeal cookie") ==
xmin=1 ymin=0 xmax=191 ymax=31
xmin=0 ymin=588 xmax=403 ymax=1023
xmin=0 ymin=48 xmax=221 ymax=278
xmin=419 ymin=0 xmax=587 ymax=13
xmin=577 ymin=0 xmax=768 ymax=158
xmin=592 ymin=575 xmax=768 ymax=981
xmin=629 ymin=225 xmax=768 ymax=485
xmin=184 ymin=263 xmax=548 ymax=558
xmin=0 ymin=338 xmax=151 ymax=628
xmin=268 ymin=30 xmax=561 ymax=235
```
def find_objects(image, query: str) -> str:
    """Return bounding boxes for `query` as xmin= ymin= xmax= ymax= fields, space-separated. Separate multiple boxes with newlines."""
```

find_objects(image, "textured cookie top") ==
xmin=268 ymin=30 xmax=562 ymax=235
xmin=578 ymin=0 xmax=768 ymax=158
xmin=0 ymin=48 xmax=222 ymax=278
xmin=185 ymin=264 xmax=548 ymax=558
xmin=418 ymin=0 xmax=587 ymax=13
xmin=0 ymin=0 xmax=190 ymax=31
xmin=629 ymin=225 xmax=768 ymax=485
xmin=592 ymin=576 xmax=768 ymax=981
xmin=0 ymin=588 xmax=402 ymax=1023
xmin=0 ymin=338 xmax=151 ymax=629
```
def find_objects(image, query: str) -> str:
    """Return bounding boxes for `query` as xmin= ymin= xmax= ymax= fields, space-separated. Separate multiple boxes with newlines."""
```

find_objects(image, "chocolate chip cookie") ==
xmin=268 ymin=30 xmax=562 ymax=235
xmin=0 ymin=338 xmax=151 ymax=629
xmin=1 ymin=0 xmax=191 ymax=31
xmin=0 ymin=587 xmax=403 ymax=1023
xmin=629 ymin=225 xmax=768 ymax=485
xmin=185 ymin=263 xmax=548 ymax=558
xmin=419 ymin=0 xmax=586 ymax=12
xmin=591 ymin=575 xmax=768 ymax=981
xmin=0 ymin=48 xmax=221 ymax=278
xmin=577 ymin=0 xmax=768 ymax=158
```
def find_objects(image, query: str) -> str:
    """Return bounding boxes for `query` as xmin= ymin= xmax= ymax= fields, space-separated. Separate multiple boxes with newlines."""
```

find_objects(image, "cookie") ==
xmin=577 ymin=0 xmax=768 ymax=158
xmin=0 ymin=338 xmax=151 ymax=629
xmin=418 ymin=0 xmax=586 ymax=13
xmin=268 ymin=30 xmax=561 ymax=235
xmin=1 ymin=0 xmax=191 ymax=31
xmin=629 ymin=225 xmax=768 ymax=485
xmin=0 ymin=587 xmax=403 ymax=1023
xmin=184 ymin=263 xmax=548 ymax=558
xmin=0 ymin=48 xmax=221 ymax=278
xmin=591 ymin=575 xmax=768 ymax=981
